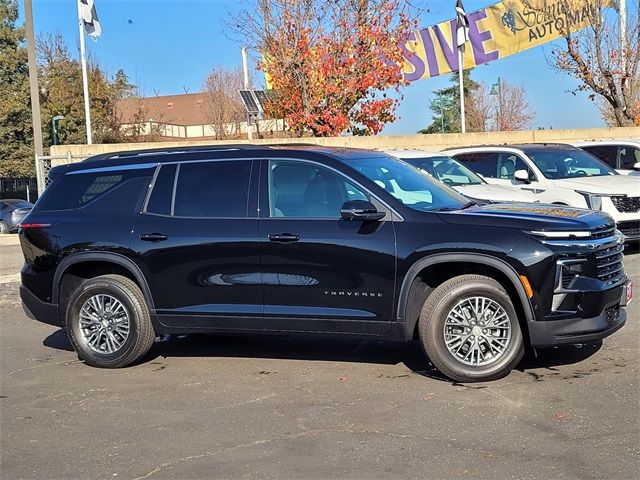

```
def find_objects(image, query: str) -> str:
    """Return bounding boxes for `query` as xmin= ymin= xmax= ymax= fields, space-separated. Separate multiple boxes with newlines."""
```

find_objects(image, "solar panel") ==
xmin=253 ymin=90 xmax=268 ymax=111
xmin=239 ymin=90 xmax=260 ymax=114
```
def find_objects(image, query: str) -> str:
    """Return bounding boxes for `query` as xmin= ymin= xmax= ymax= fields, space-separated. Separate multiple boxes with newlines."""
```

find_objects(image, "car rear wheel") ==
xmin=418 ymin=274 xmax=524 ymax=383
xmin=0 ymin=221 xmax=8 ymax=234
xmin=66 ymin=274 xmax=155 ymax=368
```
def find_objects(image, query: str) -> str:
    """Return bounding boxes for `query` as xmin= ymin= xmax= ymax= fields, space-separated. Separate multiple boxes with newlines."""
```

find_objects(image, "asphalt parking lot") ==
xmin=0 ymin=236 xmax=638 ymax=480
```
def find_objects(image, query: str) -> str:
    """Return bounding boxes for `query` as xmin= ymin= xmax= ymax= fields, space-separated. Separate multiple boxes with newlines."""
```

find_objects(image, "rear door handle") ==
xmin=268 ymin=233 xmax=300 ymax=243
xmin=140 ymin=233 xmax=169 ymax=242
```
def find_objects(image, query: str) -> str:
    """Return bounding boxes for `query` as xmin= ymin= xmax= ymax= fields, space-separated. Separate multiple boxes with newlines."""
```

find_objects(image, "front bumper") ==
xmin=529 ymin=282 xmax=629 ymax=346
xmin=529 ymin=304 xmax=626 ymax=346
xmin=20 ymin=285 xmax=60 ymax=327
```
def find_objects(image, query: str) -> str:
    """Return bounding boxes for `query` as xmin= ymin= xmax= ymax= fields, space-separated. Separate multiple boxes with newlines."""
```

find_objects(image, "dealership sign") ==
xmin=401 ymin=0 xmax=607 ymax=82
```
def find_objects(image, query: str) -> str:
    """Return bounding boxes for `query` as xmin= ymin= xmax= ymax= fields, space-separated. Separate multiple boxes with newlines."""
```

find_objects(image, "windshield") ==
xmin=406 ymin=156 xmax=484 ymax=186
xmin=525 ymin=147 xmax=617 ymax=179
xmin=342 ymin=155 xmax=468 ymax=212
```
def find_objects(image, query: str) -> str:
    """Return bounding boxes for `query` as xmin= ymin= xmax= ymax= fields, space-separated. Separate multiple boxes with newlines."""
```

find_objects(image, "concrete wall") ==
xmin=50 ymin=126 xmax=639 ymax=166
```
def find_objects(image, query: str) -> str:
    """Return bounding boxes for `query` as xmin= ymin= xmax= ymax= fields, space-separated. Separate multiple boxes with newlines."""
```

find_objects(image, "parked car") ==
xmin=19 ymin=145 xmax=630 ymax=382
xmin=448 ymin=143 xmax=640 ymax=242
xmin=0 ymin=199 xmax=33 ymax=233
xmin=572 ymin=139 xmax=640 ymax=176
xmin=384 ymin=149 xmax=537 ymax=204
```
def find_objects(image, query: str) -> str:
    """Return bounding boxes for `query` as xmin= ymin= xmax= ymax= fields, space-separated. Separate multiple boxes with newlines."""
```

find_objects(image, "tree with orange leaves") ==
xmin=234 ymin=0 xmax=416 ymax=137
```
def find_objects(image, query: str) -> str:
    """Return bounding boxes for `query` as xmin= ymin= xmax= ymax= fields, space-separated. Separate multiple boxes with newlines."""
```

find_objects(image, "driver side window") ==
xmin=269 ymin=161 xmax=367 ymax=218
xmin=497 ymin=154 xmax=534 ymax=180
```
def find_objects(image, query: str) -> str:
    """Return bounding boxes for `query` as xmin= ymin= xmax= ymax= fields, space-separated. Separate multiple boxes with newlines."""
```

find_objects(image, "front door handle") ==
xmin=140 ymin=233 xmax=169 ymax=242
xmin=268 ymin=233 xmax=300 ymax=243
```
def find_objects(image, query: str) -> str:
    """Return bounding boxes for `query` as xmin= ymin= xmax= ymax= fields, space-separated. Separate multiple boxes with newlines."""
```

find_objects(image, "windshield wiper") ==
xmin=435 ymin=201 xmax=477 ymax=212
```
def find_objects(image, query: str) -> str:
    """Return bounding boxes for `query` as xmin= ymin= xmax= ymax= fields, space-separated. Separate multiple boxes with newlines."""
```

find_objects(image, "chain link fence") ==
xmin=35 ymin=152 xmax=89 ymax=195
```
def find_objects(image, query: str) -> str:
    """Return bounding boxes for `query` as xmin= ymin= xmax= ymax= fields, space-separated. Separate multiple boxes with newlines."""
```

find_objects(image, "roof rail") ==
xmin=83 ymin=144 xmax=267 ymax=163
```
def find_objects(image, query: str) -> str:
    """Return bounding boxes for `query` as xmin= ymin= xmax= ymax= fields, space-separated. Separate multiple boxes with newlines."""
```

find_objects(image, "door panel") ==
xmin=130 ymin=160 xmax=262 ymax=329
xmin=259 ymin=159 xmax=396 ymax=334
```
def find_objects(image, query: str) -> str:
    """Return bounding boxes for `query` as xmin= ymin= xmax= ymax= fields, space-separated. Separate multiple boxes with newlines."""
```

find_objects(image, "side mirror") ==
xmin=634 ymin=162 xmax=640 ymax=172
xmin=514 ymin=169 xmax=530 ymax=183
xmin=341 ymin=200 xmax=386 ymax=222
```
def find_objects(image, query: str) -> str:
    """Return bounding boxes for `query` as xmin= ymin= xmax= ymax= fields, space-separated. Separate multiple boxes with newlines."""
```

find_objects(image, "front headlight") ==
xmin=576 ymin=191 xmax=602 ymax=210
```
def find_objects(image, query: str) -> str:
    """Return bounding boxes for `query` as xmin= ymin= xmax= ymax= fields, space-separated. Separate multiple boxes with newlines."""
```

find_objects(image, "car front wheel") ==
xmin=418 ymin=274 xmax=524 ymax=383
xmin=66 ymin=274 xmax=155 ymax=368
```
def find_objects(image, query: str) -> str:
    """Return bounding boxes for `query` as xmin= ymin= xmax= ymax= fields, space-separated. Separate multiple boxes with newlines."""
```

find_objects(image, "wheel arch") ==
xmin=397 ymin=253 xmax=535 ymax=342
xmin=53 ymin=252 xmax=155 ymax=314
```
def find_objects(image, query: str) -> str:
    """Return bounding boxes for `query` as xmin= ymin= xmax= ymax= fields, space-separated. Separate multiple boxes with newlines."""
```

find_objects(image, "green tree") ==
xmin=38 ymin=33 xmax=129 ymax=146
xmin=0 ymin=0 xmax=34 ymax=177
xmin=418 ymin=70 xmax=480 ymax=134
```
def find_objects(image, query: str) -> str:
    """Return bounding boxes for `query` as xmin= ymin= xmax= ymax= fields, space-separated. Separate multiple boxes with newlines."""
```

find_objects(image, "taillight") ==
xmin=19 ymin=223 xmax=51 ymax=229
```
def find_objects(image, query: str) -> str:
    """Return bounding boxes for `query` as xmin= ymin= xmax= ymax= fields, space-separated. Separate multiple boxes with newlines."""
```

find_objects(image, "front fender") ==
xmin=397 ymin=253 xmax=535 ymax=341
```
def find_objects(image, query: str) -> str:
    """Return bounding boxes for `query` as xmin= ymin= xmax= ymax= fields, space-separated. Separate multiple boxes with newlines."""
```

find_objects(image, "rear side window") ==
xmin=582 ymin=145 xmax=618 ymax=169
xmin=38 ymin=166 xmax=155 ymax=211
xmin=453 ymin=152 xmax=499 ymax=178
xmin=146 ymin=164 xmax=177 ymax=215
xmin=173 ymin=160 xmax=252 ymax=218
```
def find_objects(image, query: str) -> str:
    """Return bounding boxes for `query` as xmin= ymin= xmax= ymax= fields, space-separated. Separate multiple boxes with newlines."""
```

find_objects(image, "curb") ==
xmin=0 ymin=235 xmax=21 ymax=246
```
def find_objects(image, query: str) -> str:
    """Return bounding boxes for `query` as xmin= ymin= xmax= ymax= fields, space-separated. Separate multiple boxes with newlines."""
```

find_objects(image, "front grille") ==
xmin=590 ymin=223 xmax=616 ymax=239
xmin=595 ymin=243 xmax=626 ymax=285
xmin=617 ymin=221 xmax=640 ymax=239
xmin=611 ymin=196 xmax=640 ymax=213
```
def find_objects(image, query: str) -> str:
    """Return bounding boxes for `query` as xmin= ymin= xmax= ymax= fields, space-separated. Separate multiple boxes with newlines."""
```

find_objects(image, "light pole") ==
xmin=51 ymin=115 xmax=64 ymax=146
xmin=490 ymin=77 xmax=503 ymax=131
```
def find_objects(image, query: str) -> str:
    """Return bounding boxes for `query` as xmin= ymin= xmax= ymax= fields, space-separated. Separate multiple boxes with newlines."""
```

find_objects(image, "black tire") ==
xmin=0 ymin=221 xmax=8 ymax=234
xmin=418 ymin=274 xmax=524 ymax=383
xmin=66 ymin=274 xmax=155 ymax=368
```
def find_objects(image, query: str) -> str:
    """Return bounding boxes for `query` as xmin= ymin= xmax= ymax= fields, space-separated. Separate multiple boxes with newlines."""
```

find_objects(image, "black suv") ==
xmin=19 ymin=146 xmax=631 ymax=382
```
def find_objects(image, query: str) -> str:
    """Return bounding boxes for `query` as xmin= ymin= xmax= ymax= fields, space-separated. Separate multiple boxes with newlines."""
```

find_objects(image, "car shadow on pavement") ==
xmin=43 ymin=328 xmax=74 ymax=351
xmin=42 ymin=329 xmax=603 ymax=383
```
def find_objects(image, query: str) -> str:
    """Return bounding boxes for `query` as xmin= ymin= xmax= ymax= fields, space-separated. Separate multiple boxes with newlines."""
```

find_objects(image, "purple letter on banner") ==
xmin=468 ymin=9 xmax=499 ymax=64
xmin=431 ymin=19 xmax=459 ymax=72
xmin=400 ymin=31 xmax=425 ymax=82
xmin=418 ymin=27 xmax=442 ymax=77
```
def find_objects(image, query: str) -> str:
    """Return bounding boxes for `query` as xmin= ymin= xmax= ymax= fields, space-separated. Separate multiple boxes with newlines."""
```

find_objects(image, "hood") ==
xmin=554 ymin=175 xmax=640 ymax=195
xmin=438 ymin=203 xmax=614 ymax=231
xmin=453 ymin=184 xmax=536 ymax=203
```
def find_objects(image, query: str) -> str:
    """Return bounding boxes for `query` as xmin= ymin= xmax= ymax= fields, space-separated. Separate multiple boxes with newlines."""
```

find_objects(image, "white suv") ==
xmin=572 ymin=139 xmax=640 ymax=176
xmin=448 ymin=143 xmax=640 ymax=241
xmin=383 ymin=150 xmax=537 ymax=203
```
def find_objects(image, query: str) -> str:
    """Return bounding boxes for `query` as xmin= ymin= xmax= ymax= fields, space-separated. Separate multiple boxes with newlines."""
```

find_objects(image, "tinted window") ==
xmin=38 ymin=166 xmax=155 ymax=211
xmin=453 ymin=152 xmax=499 ymax=178
xmin=174 ymin=160 xmax=252 ymax=218
xmin=582 ymin=145 xmax=619 ymax=169
xmin=619 ymin=146 xmax=640 ymax=170
xmin=146 ymin=164 xmax=176 ymax=215
xmin=269 ymin=161 xmax=367 ymax=218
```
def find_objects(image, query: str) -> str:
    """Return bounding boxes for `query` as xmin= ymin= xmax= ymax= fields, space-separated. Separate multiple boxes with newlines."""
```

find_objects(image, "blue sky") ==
xmin=22 ymin=0 xmax=621 ymax=134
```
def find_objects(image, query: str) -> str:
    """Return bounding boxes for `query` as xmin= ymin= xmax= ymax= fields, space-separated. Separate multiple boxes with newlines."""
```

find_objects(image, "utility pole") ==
xmin=76 ymin=0 xmax=93 ymax=144
xmin=490 ymin=77 xmax=503 ymax=131
xmin=24 ymin=0 xmax=44 ymax=193
xmin=498 ymin=77 xmax=504 ymax=131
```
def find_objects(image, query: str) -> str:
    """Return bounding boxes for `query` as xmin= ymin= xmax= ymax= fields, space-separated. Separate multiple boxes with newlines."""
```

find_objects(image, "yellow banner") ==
xmin=401 ymin=0 xmax=604 ymax=82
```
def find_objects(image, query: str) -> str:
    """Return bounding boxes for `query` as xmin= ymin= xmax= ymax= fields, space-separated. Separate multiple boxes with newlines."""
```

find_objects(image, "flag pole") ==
xmin=76 ymin=0 xmax=93 ymax=144
xmin=458 ymin=48 xmax=466 ymax=134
